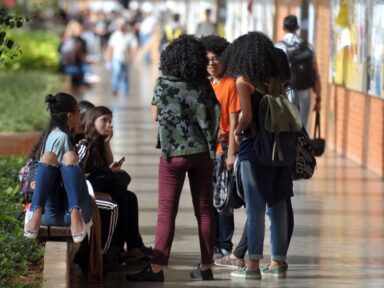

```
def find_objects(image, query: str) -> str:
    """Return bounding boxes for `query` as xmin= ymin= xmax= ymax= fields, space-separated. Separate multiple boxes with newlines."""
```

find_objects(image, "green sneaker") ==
xmin=231 ymin=267 xmax=261 ymax=279
xmin=281 ymin=261 xmax=288 ymax=272
xmin=261 ymin=265 xmax=286 ymax=278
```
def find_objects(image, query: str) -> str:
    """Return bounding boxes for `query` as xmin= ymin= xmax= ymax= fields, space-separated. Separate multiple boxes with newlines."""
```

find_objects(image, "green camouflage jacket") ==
xmin=152 ymin=75 xmax=220 ymax=160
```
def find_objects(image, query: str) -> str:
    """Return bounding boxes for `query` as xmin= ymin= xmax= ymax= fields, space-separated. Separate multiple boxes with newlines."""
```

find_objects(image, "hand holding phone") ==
xmin=116 ymin=157 xmax=125 ymax=166
xmin=110 ymin=157 xmax=125 ymax=172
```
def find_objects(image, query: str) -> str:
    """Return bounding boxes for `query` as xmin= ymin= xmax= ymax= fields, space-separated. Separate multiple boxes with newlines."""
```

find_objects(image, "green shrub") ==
xmin=1 ymin=29 xmax=60 ymax=71
xmin=0 ymin=156 xmax=44 ymax=287
xmin=0 ymin=70 xmax=64 ymax=132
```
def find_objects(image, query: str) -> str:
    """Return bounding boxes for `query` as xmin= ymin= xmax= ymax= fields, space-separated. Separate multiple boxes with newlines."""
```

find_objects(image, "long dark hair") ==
xmin=30 ymin=93 xmax=78 ymax=160
xmin=83 ymin=106 xmax=113 ymax=170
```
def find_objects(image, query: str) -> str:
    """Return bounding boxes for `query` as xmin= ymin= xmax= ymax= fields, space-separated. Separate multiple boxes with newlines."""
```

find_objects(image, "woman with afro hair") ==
xmin=220 ymin=32 xmax=293 ymax=279
xmin=126 ymin=35 xmax=220 ymax=282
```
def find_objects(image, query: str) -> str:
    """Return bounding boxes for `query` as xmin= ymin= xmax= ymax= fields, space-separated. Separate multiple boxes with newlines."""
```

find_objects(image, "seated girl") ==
xmin=24 ymin=93 xmax=93 ymax=243
xmin=83 ymin=105 xmax=151 ymax=262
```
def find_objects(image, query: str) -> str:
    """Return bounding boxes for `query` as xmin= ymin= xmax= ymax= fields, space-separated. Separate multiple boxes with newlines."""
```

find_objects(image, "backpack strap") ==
xmin=266 ymin=77 xmax=282 ymax=97
xmin=281 ymin=40 xmax=295 ymax=49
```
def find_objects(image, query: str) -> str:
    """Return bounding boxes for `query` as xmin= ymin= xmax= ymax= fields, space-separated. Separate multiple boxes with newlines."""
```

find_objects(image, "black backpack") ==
xmin=283 ymin=41 xmax=315 ymax=90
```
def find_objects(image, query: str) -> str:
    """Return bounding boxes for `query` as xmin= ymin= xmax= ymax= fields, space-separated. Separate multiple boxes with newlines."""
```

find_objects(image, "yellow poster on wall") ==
xmin=345 ymin=51 xmax=367 ymax=91
xmin=334 ymin=47 xmax=347 ymax=85
xmin=345 ymin=24 xmax=367 ymax=91
xmin=335 ymin=0 xmax=349 ymax=28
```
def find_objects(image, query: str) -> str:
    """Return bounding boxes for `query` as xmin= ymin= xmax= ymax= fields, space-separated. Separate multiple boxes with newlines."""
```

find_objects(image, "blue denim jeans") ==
xmin=111 ymin=59 xmax=129 ymax=95
xmin=213 ymin=154 xmax=234 ymax=252
xmin=30 ymin=162 xmax=93 ymax=226
xmin=240 ymin=160 xmax=288 ymax=261
xmin=63 ymin=64 xmax=85 ymax=87
xmin=293 ymin=88 xmax=311 ymax=128
xmin=214 ymin=210 xmax=234 ymax=252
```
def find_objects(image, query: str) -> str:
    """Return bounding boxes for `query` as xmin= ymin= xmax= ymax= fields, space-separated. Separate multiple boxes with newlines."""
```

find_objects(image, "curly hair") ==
xmin=200 ymin=35 xmax=229 ymax=56
xmin=159 ymin=35 xmax=208 ymax=80
xmin=220 ymin=31 xmax=278 ymax=85
xmin=274 ymin=47 xmax=291 ymax=83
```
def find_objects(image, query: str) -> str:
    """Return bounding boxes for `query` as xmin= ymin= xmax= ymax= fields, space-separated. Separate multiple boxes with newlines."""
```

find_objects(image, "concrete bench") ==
xmin=37 ymin=226 xmax=76 ymax=288
xmin=38 ymin=189 xmax=111 ymax=287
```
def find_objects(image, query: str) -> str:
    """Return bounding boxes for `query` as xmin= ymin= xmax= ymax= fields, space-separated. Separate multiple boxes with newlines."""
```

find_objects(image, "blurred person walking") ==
xmin=160 ymin=13 xmax=185 ymax=50
xmin=275 ymin=15 xmax=321 ymax=128
xmin=196 ymin=8 xmax=217 ymax=37
xmin=59 ymin=20 xmax=90 ymax=95
xmin=104 ymin=19 xmax=138 ymax=96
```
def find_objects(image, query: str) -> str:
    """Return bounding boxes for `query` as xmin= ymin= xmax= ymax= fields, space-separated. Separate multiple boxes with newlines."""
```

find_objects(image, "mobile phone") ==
xmin=116 ymin=157 xmax=125 ymax=166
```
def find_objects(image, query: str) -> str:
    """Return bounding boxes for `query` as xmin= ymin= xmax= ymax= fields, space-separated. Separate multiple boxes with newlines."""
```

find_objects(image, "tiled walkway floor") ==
xmin=71 ymin=62 xmax=384 ymax=288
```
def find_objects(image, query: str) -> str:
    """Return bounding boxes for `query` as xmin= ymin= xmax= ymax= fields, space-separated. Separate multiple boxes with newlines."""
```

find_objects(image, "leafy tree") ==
xmin=0 ymin=8 xmax=30 ymax=61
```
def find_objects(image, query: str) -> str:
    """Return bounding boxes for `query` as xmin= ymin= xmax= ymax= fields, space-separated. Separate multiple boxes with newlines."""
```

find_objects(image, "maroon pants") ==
xmin=152 ymin=153 xmax=215 ymax=266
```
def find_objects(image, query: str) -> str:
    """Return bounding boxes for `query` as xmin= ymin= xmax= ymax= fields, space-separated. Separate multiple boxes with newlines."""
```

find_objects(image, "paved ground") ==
xmin=70 ymin=61 xmax=384 ymax=288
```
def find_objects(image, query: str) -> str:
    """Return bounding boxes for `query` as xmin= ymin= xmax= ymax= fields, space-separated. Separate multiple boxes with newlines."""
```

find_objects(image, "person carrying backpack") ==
xmin=275 ymin=15 xmax=321 ymax=128
xmin=220 ymin=31 xmax=294 ymax=280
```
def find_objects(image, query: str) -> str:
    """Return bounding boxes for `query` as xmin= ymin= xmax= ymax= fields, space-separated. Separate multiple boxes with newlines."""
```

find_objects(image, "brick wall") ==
xmin=275 ymin=0 xmax=384 ymax=177
xmin=0 ymin=132 xmax=40 ymax=156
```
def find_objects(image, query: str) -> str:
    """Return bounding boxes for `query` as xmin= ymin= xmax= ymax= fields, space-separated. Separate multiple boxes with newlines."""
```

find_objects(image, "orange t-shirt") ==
xmin=211 ymin=76 xmax=240 ymax=154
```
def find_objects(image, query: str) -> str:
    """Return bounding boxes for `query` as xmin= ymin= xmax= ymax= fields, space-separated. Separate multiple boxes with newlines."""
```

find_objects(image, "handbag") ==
xmin=292 ymin=127 xmax=317 ymax=180
xmin=311 ymin=111 xmax=326 ymax=156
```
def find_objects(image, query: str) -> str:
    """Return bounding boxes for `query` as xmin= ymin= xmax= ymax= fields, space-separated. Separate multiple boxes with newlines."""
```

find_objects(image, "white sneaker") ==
xmin=24 ymin=208 xmax=39 ymax=240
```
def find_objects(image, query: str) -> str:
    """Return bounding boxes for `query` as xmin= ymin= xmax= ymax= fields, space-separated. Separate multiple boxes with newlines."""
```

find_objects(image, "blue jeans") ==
xmin=30 ymin=162 xmax=93 ymax=226
xmin=214 ymin=210 xmax=234 ymax=252
xmin=139 ymin=33 xmax=151 ymax=64
xmin=111 ymin=59 xmax=129 ymax=95
xmin=213 ymin=154 xmax=234 ymax=252
xmin=63 ymin=64 xmax=86 ymax=87
xmin=293 ymin=88 xmax=311 ymax=128
xmin=240 ymin=160 xmax=288 ymax=261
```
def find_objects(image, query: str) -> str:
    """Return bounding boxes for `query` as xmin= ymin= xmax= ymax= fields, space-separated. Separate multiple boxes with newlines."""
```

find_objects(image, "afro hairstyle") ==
xmin=274 ymin=47 xmax=291 ymax=83
xmin=200 ymin=35 xmax=229 ymax=56
xmin=159 ymin=34 xmax=209 ymax=80
xmin=220 ymin=31 xmax=278 ymax=85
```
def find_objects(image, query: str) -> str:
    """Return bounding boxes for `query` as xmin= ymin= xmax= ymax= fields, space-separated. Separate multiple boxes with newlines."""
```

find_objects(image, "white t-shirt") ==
xmin=195 ymin=21 xmax=216 ymax=37
xmin=108 ymin=30 xmax=138 ymax=64
xmin=275 ymin=33 xmax=303 ymax=53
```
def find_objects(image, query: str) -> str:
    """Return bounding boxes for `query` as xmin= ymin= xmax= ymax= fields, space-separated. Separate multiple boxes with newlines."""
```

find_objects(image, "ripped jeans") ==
xmin=29 ymin=162 xmax=93 ymax=226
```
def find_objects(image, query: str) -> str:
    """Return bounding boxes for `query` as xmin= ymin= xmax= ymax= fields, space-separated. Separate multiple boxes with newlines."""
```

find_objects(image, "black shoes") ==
xmin=190 ymin=264 xmax=214 ymax=280
xmin=125 ymin=264 xmax=213 ymax=282
xmin=125 ymin=264 xmax=164 ymax=282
